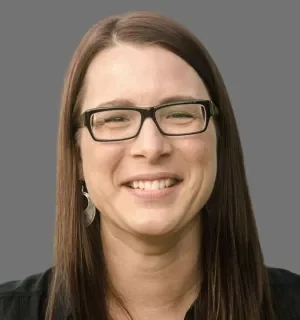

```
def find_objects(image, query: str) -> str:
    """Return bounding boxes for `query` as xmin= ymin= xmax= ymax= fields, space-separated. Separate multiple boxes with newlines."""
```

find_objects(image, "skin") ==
xmin=78 ymin=44 xmax=218 ymax=319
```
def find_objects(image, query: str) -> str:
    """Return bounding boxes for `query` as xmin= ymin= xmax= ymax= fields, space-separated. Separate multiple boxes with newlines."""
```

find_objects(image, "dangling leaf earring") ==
xmin=81 ymin=183 xmax=96 ymax=227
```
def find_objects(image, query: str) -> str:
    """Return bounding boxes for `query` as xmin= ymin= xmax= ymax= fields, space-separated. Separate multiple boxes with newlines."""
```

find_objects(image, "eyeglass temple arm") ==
xmin=210 ymin=102 xmax=219 ymax=116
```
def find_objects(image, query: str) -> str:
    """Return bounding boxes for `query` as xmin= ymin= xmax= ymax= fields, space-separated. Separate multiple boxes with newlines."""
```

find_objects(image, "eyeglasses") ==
xmin=78 ymin=100 xmax=219 ymax=142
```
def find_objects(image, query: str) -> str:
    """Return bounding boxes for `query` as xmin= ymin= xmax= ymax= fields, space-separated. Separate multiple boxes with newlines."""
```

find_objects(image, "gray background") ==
xmin=0 ymin=1 xmax=299 ymax=283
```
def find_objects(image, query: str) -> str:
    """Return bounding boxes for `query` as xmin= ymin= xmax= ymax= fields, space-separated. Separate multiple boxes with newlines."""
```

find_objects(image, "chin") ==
xmin=124 ymin=213 xmax=186 ymax=238
xmin=132 ymin=224 xmax=173 ymax=236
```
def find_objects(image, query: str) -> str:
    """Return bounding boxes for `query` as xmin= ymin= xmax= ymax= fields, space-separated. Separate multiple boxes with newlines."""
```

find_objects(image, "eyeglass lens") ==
xmin=90 ymin=103 xmax=207 ymax=140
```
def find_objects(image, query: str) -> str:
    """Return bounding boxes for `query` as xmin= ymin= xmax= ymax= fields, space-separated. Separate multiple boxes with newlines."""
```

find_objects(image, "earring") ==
xmin=81 ymin=184 xmax=96 ymax=227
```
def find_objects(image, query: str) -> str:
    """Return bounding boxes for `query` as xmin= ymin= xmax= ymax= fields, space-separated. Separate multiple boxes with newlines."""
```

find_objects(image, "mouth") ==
xmin=124 ymin=178 xmax=182 ymax=190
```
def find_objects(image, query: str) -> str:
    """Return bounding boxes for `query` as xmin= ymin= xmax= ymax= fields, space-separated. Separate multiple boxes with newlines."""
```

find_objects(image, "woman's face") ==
xmin=78 ymin=44 xmax=217 ymax=237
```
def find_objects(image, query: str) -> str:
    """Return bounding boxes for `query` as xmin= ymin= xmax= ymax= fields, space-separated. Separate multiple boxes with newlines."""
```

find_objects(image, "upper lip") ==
xmin=121 ymin=172 xmax=183 ymax=185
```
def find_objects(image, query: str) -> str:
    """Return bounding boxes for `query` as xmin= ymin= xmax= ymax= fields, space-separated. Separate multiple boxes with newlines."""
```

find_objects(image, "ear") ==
xmin=78 ymin=161 xmax=84 ymax=181
xmin=75 ymin=142 xmax=84 ymax=181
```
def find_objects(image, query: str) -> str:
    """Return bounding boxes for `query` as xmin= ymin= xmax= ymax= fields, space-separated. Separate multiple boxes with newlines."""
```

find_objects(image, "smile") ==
xmin=128 ymin=178 xmax=178 ymax=190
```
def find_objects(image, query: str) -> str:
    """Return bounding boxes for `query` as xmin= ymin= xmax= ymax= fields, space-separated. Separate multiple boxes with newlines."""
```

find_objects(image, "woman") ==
xmin=0 ymin=11 xmax=299 ymax=320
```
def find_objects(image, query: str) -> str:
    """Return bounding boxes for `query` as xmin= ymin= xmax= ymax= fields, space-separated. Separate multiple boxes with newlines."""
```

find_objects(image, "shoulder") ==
xmin=267 ymin=266 xmax=300 ymax=318
xmin=0 ymin=267 xmax=52 ymax=319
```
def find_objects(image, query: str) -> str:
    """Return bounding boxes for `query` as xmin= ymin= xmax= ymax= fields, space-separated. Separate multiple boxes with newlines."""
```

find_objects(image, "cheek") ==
xmin=177 ymin=136 xmax=216 ymax=165
xmin=79 ymin=134 xmax=125 ymax=187
xmin=176 ymin=130 xmax=218 ymax=190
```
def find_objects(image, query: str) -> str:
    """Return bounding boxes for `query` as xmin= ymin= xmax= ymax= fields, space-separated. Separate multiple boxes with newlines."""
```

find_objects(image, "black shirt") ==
xmin=0 ymin=266 xmax=300 ymax=319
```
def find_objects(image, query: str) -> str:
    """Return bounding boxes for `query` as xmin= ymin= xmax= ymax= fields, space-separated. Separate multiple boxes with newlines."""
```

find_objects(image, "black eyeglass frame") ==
xmin=78 ymin=100 xmax=219 ymax=142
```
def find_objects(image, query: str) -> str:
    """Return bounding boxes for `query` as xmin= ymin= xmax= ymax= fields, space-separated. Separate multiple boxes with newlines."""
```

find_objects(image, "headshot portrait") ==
xmin=0 ymin=7 xmax=299 ymax=320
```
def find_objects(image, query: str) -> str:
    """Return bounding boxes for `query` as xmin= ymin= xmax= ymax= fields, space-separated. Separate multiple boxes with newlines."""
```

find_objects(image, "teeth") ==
xmin=129 ymin=178 xmax=177 ymax=190
xmin=159 ymin=180 xmax=165 ymax=188
xmin=133 ymin=181 xmax=139 ymax=188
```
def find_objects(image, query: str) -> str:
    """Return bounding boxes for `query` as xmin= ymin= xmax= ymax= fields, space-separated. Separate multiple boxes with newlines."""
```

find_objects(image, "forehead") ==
xmin=82 ymin=44 xmax=210 ymax=110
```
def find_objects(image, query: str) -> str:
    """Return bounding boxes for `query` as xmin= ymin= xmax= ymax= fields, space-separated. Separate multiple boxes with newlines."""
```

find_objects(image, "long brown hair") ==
xmin=46 ymin=11 xmax=276 ymax=320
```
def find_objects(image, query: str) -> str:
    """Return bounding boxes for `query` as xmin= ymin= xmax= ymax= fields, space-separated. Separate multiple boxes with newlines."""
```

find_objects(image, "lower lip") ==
xmin=123 ymin=182 xmax=182 ymax=200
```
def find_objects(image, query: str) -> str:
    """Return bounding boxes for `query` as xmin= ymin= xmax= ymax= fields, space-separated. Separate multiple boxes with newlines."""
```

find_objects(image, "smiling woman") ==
xmin=0 ymin=10 xmax=300 ymax=320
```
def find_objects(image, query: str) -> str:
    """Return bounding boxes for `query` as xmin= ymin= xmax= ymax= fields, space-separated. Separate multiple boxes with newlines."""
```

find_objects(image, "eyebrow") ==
xmin=91 ymin=95 xmax=203 ymax=110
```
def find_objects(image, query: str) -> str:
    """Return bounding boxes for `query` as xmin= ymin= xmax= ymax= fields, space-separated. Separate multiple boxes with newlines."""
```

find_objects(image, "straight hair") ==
xmin=46 ymin=11 xmax=276 ymax=320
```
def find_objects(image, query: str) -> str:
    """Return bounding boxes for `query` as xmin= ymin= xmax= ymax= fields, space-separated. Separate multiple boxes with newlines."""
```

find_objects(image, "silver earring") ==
xmin=82 ymin=184 xmax=96 ymax=227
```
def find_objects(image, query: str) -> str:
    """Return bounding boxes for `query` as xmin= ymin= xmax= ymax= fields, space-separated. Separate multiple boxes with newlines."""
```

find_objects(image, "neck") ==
xmin=101 ymin=216 xmax=201 ymax=320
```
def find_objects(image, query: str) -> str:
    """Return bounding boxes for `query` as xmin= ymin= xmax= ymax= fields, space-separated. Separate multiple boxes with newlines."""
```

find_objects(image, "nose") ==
xmin=129 ymin=118 xmax=172 ymax=163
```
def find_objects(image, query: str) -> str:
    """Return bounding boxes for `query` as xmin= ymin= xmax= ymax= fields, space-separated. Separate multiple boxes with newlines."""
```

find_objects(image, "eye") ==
xmin=167 ymin=112 xmax=194 ymax=118
xmin=105 ymin=116 xmax=129 ymax=123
